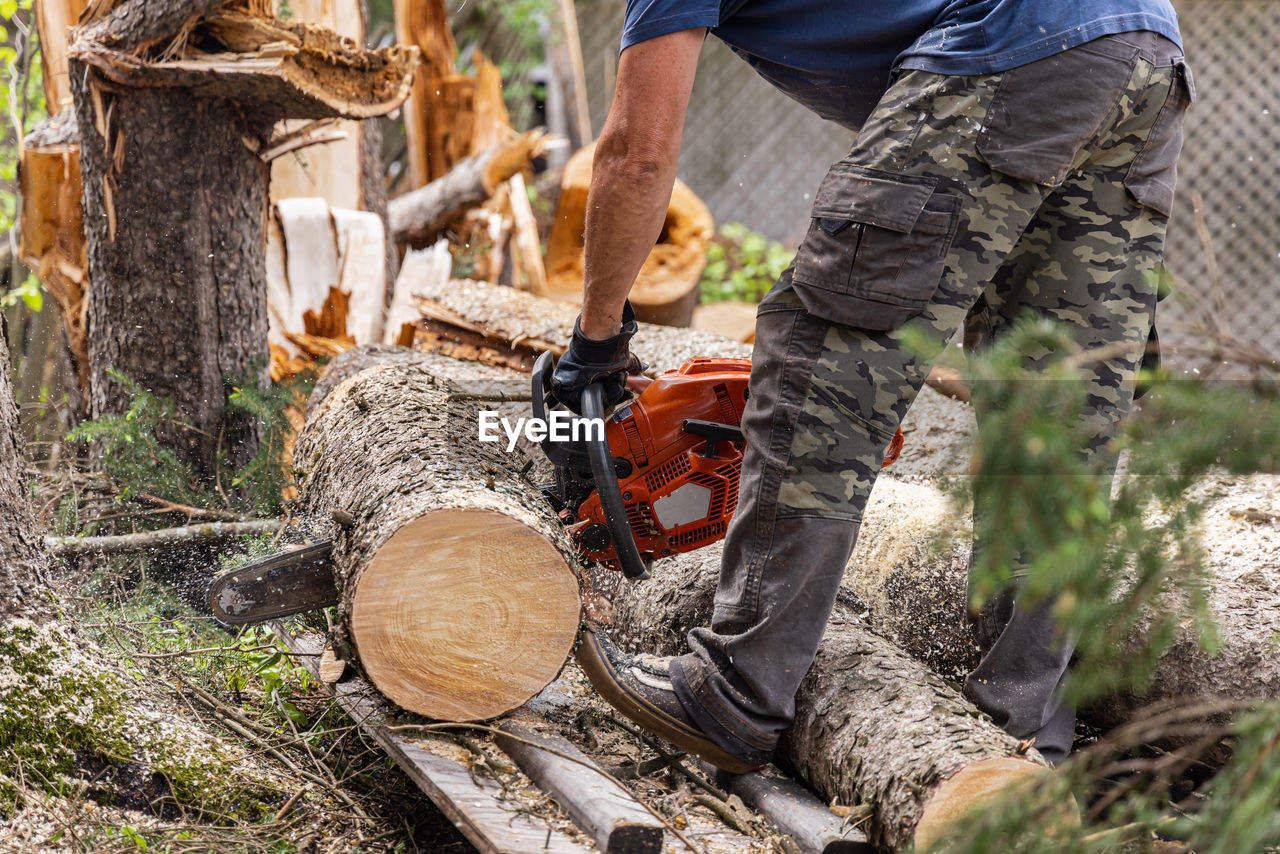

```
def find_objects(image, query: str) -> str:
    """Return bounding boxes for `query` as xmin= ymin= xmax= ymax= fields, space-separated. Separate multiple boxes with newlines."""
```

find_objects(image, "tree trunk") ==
xmin=67 ymin=0 xmax=417 ymax=480
xmin=0 ymin=322 xmax=51 ymax=619
xmin=72 ymin=79 xmax=274 ymax=477
xmin=302 ymin=343 xmax=1053 ymax=850
xmin=293 ymin=358 xmax=581 ymax=721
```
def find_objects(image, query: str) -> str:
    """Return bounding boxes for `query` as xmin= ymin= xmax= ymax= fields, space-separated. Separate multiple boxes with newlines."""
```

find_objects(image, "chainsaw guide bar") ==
xmin=209 ymin=540 xmax=338 ymax=627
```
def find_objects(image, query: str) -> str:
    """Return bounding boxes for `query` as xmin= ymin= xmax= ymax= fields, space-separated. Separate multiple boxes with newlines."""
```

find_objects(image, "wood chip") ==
xmin=319 ymin=646 xmax=346 ymax=683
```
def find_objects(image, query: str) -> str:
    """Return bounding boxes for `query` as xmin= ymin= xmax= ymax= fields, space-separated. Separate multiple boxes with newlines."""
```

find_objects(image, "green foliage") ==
xmin=67 ymin=368 xmax=305 ymax=520
xmin=226 ymin=375 xmax=304 ymax=516
xmin=67 ymin=370 xmax=212 ymax=511
xmin=699 ymin=222 xmax=795 ymax=304
xmin=86 ymin=578 xmax=315 ymax=733
xmin=914 ymin=317 xmax=1280 ymax=853
xmin=925 ymin=701 xmax=1280 ymax=854
xmin=0 ymin=0 xmax=46 ymax=225
xmin=0 ymin=272 xmax=40 ymax=310
xmin=1 ymin=0 xmax=48 ymax=311
xmin=939 ymin=319 xmax=1280 ymax=708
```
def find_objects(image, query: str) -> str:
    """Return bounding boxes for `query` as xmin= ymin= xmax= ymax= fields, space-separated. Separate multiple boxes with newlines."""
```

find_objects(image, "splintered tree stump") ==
xmin=544 ymin=142 xmax=713 ymax=327
xmin=67 ymin=0 xmax=416 ymax=479
xmin=294 ymin=361 xmax=581 ymax=721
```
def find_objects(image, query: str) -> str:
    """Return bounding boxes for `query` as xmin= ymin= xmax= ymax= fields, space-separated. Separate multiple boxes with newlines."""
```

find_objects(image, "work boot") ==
xmin=576 ymin=624 xmax=759 ymax=774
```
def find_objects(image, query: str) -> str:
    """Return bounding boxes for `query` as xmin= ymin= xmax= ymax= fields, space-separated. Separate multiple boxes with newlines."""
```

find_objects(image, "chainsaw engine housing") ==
xmin=572 ymin=358 xmax=751 ymax=570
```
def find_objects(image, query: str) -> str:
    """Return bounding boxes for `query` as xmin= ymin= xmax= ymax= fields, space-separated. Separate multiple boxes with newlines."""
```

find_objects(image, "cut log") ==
xmin=388 ymin=133 xmax=545 ymax=245
xmin=693 ymin=760 xmax=874 ymax=854
xmin=277 ymin=629 xmax=594 ymax=854
xmin=495 ymin=719 xmax=666 ymax=854
xmin=398 ymin=275 xmax=751 ymax=374
xmin=294 ymin=360 xmax=581 ymax=721
xmin=609 ymin=457 xmax=1280 ymax=766
xmin=544 ymin=142 xmax=713 ymax=327
xmin=692 ymin=301 xmax=758 ymax=344
xmin=606 ymin=546 xmax=1058 ymax=851
xmin=307 ymin=343 xmax=526 ymax=418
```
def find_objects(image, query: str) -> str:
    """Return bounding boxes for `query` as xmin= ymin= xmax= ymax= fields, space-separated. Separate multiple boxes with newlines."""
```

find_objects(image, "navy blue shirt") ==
xmin=621 ymin=0 xmax=1182 ymax=129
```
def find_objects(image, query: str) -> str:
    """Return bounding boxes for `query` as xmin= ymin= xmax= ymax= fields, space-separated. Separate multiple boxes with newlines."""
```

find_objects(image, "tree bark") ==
xmin=402 ymin=275 xmax=752 ymax=373
xmin=294 ymin=359 xmax=581 ymax=721
xmin=72 ymin=80 xmax=274 ymax=477
xmin=0 ymin=322 xmax=51 ymax=619
xmin=67 ymin=0 xmax=417 ymax=480
xmin=611 ymin=466 xmax=1280 ymax=766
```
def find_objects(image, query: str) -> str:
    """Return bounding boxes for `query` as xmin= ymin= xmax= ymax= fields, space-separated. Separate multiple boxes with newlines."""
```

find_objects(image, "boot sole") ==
xmin=576 ymin=627 xmax=757 ymax=775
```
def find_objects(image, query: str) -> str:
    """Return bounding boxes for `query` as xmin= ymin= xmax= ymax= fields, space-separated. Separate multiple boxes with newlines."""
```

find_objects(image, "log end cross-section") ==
xmin=351 ymin=509 xmax=580 ymax=721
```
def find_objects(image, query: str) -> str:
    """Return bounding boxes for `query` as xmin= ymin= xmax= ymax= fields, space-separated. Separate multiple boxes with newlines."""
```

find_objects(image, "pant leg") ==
xmin=671 ymin=68 xmax=1055 ymax=757
xmin=962 ymin=47 xmax=1187 ymax=761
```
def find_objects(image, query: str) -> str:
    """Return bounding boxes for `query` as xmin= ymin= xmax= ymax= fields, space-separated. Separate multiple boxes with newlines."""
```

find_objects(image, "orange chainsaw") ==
xmin=530 ymin=351 xmax=903 ymax=579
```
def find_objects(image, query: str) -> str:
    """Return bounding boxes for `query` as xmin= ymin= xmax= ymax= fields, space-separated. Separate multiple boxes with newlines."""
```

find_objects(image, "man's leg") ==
xmin=962 ymin=42 xmax=1185 ymax=761
xmin=671 ymin=69 xmax=1059 ymax=759
xmin=672 ymin=36 xmax=1189 ymax=761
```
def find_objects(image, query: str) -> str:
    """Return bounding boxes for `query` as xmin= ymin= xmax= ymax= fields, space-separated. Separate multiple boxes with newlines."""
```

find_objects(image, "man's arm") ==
xmin=578 ymin=28 xmax=706 ymax=339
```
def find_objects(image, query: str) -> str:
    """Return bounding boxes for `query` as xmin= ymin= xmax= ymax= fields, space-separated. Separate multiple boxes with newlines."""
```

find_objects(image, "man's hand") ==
xmin=551 ymin=301 xmax=642 ymax=414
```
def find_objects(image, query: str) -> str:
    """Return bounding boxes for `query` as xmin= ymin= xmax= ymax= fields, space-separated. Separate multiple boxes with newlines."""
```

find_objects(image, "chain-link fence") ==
xmin=1159 ymin=0 xmax=1280 ymax=366
xmin=573 ymin=0 xmax=1280 ymax=367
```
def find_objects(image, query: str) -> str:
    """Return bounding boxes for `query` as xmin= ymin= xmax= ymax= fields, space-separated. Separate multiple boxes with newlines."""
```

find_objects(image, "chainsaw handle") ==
xmin=581 ymin=384 xmax=651 ymax=580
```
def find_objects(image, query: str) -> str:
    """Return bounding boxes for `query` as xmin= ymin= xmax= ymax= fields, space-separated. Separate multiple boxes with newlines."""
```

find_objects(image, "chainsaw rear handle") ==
xmin=581 ymin=383 xmax=651 ymax=580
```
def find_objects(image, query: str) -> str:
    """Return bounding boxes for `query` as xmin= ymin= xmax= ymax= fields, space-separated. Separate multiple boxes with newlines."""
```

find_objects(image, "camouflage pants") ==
xmin=670 ymin=32 xmax=1194 ymax=764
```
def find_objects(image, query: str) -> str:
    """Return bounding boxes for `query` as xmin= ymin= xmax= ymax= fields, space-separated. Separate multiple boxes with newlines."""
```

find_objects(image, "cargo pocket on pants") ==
xmin=977 ymin=38 xmax=1140 ymax=187
xmin=791 ymin=163 xmax=959 ymax=331
xmin=1124 ymin=59 xmax=1195 ymax=217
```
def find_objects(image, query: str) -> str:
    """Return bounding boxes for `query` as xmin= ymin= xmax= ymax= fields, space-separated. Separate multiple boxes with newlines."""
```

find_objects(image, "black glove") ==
xmin=551 ymin=301 xmax=641 ymax=414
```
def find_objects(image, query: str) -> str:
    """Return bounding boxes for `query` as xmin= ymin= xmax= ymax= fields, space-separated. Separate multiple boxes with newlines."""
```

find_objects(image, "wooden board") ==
xmin=694 ymin=760 xmax=873 ymax=854
xmin=497 ymin=719 xmax=665 ymax=853
xmin=276 ymin=629 xmax=594 ymax=854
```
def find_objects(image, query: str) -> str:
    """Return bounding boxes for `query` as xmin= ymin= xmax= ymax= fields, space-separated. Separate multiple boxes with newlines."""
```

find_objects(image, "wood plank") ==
xmin=496 ymin=719 xmax=665 ymax=854
xmin=694 ymin=760 xmax=874 ymax=854
xmin=275 ymin=629 xmax=593 ymax=854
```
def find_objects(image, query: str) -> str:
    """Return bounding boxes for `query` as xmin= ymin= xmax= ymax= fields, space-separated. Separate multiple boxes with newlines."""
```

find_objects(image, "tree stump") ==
xmin=68 ymin=0 xmax=417 ymax=479
xmin=544 ymin=142 xmax=713 ymax=327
